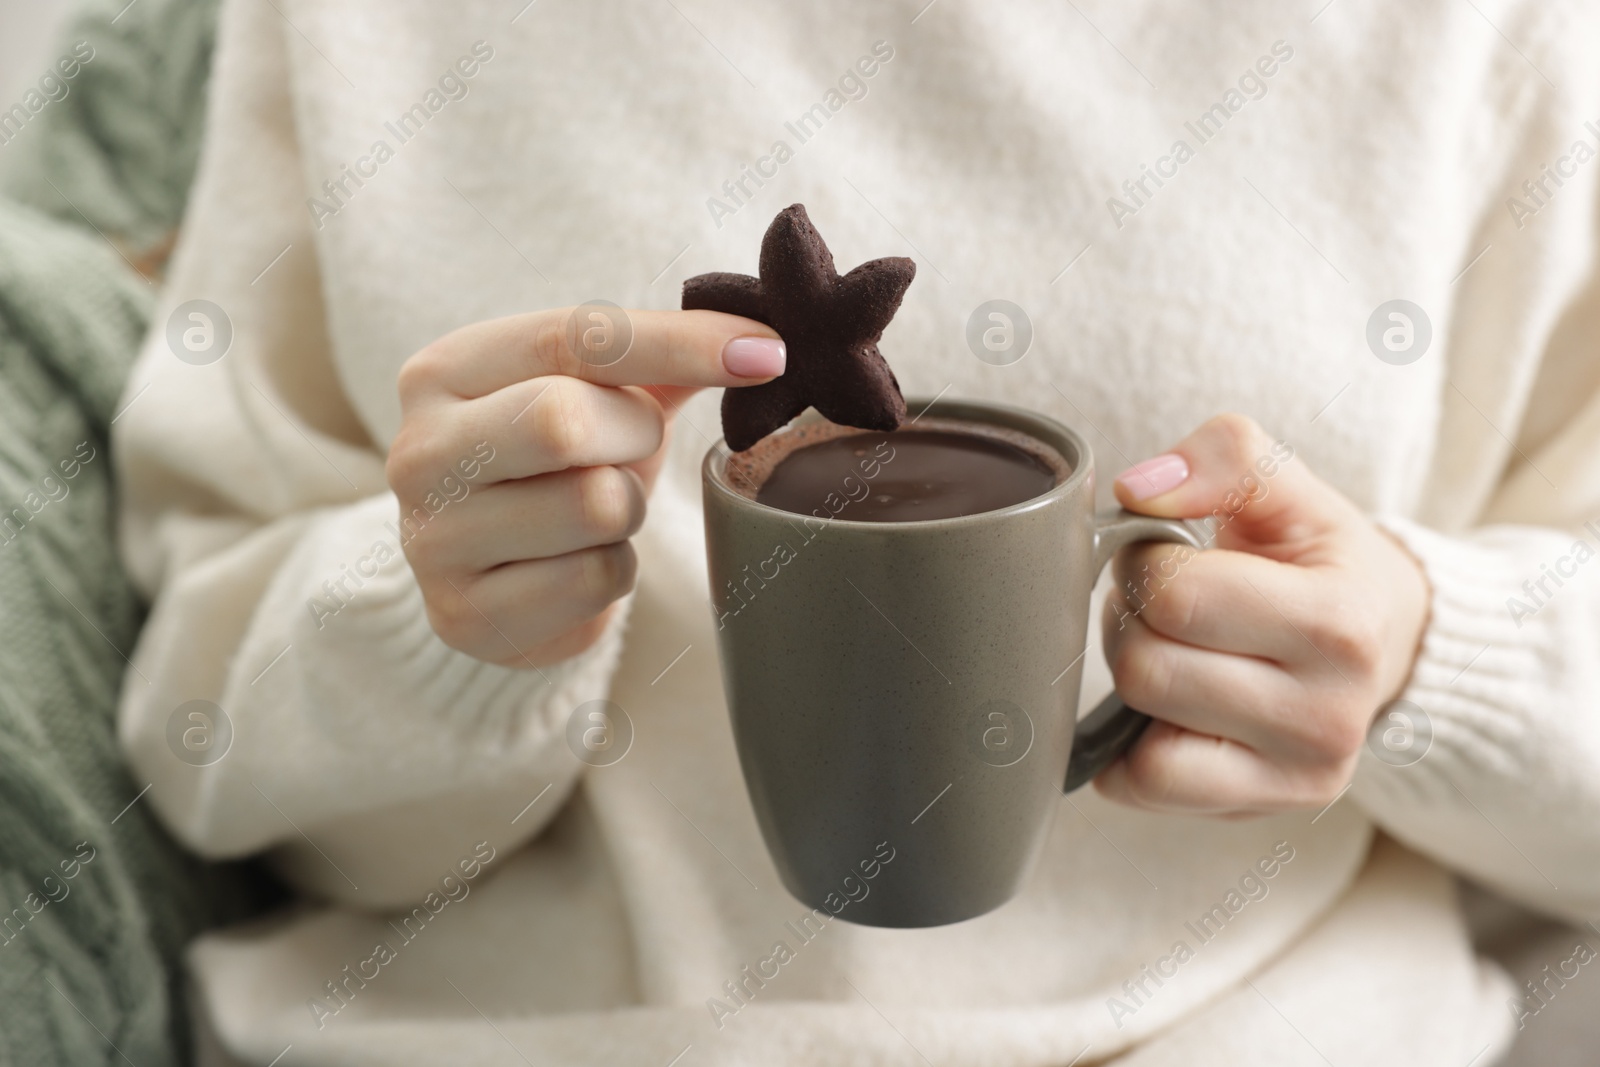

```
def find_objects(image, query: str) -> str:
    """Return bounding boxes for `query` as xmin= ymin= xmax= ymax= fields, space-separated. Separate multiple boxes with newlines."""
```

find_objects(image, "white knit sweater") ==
xmin=115 ymin=1 xmax=1600 ymax=1064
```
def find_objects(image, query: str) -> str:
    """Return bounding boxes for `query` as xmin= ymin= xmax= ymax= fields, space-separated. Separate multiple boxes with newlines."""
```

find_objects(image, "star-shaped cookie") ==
xmin=682 ymin=203 xmax=916 ymax=452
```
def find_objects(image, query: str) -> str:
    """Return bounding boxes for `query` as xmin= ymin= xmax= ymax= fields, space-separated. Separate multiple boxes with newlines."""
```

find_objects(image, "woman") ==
xmin=116 ymin=0 xmax=1600 ymax=1063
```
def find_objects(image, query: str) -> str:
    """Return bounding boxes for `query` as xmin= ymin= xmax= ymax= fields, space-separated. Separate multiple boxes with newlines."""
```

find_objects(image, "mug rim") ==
xmin=701 ymin=396 xmax=1095 ymax=530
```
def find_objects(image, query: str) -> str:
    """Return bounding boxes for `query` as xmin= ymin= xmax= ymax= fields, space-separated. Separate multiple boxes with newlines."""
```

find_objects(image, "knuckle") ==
xmin=563 ymin=547 xmax=636 ymax=614
xmin=1203 ymin=412 xmax=1271 ymax=464
xmin=399 ymin=521 xmax=442 ymax=575
xmin=395 ymin=347 xmax=445 ymax=405
xmin=1101 ymin=592 xmax=1135 ymax=652
xmin=576 ymin=467 xmax=639 ymax=544
xmin=639 ymin=394 xmax=669 ymax=452
xmin=1110 ymin=632 xmax=1171 ymax=712
xmin=532 ymin=314 xmax=578 ymax=377
xmin=527 ymin=611 xmax=612 ymax=664
xmin=421 ymin=581 xmax=484 ymax=652
xmin=1139 ymin=564 xmax=1200 ymax=637
xmin=1123 ymin=729 xmax=1180 ymax=807
xmin=576 ymin=542 xmax=638 ymax=605
xmin=1334 ymin=626 xmax=1383 ymax=679
xmin=384 ymin=427 xmax=435 ymax=500
xmin=1328 ymin=714 xmax=1370 ymax=761
xmin=1306 ymin=597 xmax=1383 ymax=677
xmin=529 ymin=379 xmax=591 ymax=468
xmin=1290 ymin=695 xmax=1370 ymax=764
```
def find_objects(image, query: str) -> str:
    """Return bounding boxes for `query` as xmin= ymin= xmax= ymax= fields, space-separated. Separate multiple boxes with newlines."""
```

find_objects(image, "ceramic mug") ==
xmin=702 ymin=397 xmax=1206 ymax=927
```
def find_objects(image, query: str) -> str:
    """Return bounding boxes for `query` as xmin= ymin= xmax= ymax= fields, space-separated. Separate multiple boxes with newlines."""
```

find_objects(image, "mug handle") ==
xmin=1062 ymin=510 xmax=1211 ymax=794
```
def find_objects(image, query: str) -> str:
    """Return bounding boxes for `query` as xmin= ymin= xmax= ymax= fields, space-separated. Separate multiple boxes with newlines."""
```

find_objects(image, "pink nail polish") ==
xmin=1115 ymin=453 xmax=1189 ymax=501
xmin=723 ymin=336 xmax=787 ymax=378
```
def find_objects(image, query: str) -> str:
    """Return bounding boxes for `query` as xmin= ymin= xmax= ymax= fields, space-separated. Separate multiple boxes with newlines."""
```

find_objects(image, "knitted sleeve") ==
xmin=1352 ymin=68 xmax=1600 ymax=922
xmin=112 ymin=0 xmax=626 ymax=909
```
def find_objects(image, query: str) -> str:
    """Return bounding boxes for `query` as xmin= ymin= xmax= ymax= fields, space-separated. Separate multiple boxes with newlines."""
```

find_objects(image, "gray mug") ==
xmin=701 ymin=397 xmax=1206 ymax=927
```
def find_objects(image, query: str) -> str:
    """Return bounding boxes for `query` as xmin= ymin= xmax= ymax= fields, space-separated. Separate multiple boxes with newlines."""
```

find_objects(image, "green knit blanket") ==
xmin=0 ymin=1 xmax=273 ymax=1064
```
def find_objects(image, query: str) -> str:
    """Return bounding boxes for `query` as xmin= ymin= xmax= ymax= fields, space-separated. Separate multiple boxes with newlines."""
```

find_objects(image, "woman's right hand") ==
xmin=385 ymin=307 xmax=785 ymax=667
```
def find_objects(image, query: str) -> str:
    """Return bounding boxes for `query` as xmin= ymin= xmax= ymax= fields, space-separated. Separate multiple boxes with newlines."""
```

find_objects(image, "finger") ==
xmin=623 ymin=412 xmax=678 ymax=494
xmin=521 ymin=603 xmax=625 ymax=666
xmin=470 ymin=378 xmax=666 ymax=481
xmin=429 ymin=543 xmax=637 ymax=664
xmin=1094 ymin=720 xmax=1347 ymax=815
xmin=403 ymin=308 xmax=786 ymax=401
xmin=1110 ymin=413 xmax=1358 ymax=551
xmin=412 ymin=466 xmax=647 ymax=573
xmin=1109 ymin=543 xmax=1316 ymax=663
xmin=1102 ymin=608 xmax=1302 ymax=754
xmin=643 ymin=384 xmax=703 ymax=414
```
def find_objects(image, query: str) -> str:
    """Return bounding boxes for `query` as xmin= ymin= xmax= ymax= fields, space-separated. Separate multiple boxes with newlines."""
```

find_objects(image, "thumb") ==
xmin=1111 ymin=413 xmax=1350 ymax=548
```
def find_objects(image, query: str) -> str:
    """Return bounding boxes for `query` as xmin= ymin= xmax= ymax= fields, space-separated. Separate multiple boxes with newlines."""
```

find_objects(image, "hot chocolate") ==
xmin=727 ymin=417 xmax=1067 ymax=523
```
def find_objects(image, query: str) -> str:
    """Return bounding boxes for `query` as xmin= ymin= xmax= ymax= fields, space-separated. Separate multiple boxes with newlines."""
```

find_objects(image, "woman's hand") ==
xmin=1096 ymin=414 xmax=1431 ymax=816
xmin=386 ymin=308 xmax=784 ymax=667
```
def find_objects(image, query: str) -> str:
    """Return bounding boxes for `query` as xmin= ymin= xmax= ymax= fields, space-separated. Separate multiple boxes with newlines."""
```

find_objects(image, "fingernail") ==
xmin=723 ymin=336 xmax=786 ymax=378
xmin=1116 ymin=453 xmax=1189 ymax=501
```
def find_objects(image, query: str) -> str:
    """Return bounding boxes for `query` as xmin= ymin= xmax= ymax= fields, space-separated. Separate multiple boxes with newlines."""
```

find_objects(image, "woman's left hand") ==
xmin=1096 ymin=413 xmax=1431 ymax=816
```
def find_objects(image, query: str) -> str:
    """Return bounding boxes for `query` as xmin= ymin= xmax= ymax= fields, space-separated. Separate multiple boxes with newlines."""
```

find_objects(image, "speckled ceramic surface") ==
xmin=702 ymin=398 xmax=1205 ymax=928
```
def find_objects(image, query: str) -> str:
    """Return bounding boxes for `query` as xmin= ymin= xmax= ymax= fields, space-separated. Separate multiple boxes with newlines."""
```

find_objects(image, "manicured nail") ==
xmin=722 ymin=336 xmax=786 ymax=378
xmin=1116 ymin=453 xmax=1189 ymax=501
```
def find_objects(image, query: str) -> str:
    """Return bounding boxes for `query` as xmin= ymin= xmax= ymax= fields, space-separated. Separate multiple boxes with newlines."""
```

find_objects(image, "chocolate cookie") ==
xmin=683 ymin=203 xmax=916 ymax=452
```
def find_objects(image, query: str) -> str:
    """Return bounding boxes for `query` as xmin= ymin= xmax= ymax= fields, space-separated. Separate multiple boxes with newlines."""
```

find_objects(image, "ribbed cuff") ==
xmin=327 ymin=554 xmax=632 ymax=754
xmin=1354 ymin=515 xmax=1554 ymax=805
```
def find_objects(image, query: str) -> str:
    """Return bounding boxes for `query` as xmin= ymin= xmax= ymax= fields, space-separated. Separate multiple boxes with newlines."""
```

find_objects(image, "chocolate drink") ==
xmin=734 ymin=418 xmax=1066 ymax=523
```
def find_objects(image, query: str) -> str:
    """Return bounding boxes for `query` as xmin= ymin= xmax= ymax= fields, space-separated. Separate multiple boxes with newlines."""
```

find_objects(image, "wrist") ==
xmin=1372 ymin=522 xmax=1433 ymax=703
